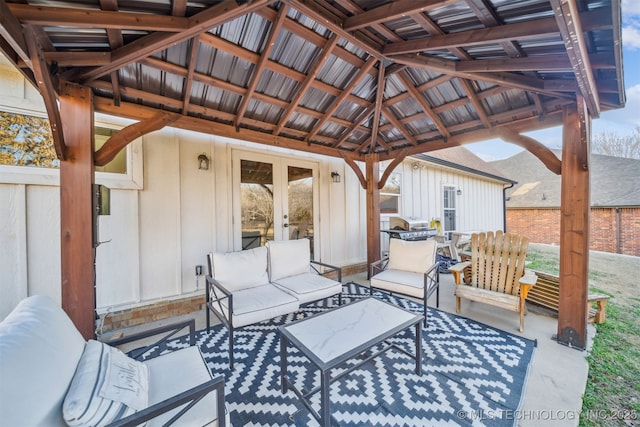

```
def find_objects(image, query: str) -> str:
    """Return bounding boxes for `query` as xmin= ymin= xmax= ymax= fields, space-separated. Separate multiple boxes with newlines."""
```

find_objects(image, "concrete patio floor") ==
xmin=111 ymin=272 xmax=595 ymax=427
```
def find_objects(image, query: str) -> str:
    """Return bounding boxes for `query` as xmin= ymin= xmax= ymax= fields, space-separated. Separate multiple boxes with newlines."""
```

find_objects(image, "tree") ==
xmin=0 ymin=112 xmax=58 ymax=167
xmin=591 ymin=126 xmax=640 ymax=159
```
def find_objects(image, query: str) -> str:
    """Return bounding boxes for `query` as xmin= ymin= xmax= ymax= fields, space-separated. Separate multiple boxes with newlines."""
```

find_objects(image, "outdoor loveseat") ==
xmin=206 ymin=238 xmax=342 ymax=368
xmin=0 ymin=295 xmax=226 ymax=427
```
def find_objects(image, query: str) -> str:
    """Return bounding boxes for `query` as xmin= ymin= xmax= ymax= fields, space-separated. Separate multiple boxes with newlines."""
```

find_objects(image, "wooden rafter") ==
xmin=95 ymin=112 xmax=180 ymax=166
xmin=235 ymin=4 xmax=288 ymax=130
xmin=458 ymin=79 xmax=491 ymax=128
xmin=306 ymin=56 xmax=377 ymax=142
xmin=397 ymin=71 xmax=449 ymax=138
xmin=172 ymin=0 xmax=187 ymax=17
xmin=274 ymin=34 xmax=339 ymax=135
xmin=333 ymin=105 xmax=376 ymax=148
xmin=24 ymin=25 xmax=65 ymax=159
xmin=98 ymin=0 xmax=123 ymax=107
xmin=332 ymin=0 xmax=403 ymax=42
xmin=551 ymin=0 xmax=600 ymax=117
xmin=0 ymin=0 xmax=31 ymax=67
xmin=369 ymin=61 xmax=385 ymax=152
xmin=182 ymin=36 xmax=200 ymax=115
xmin=381 ymin=107 xmax=417 ymax=146
xmin=343 ymin=0 xmax=454 ymax=32
xmin=71 ymin=0 xmax=273 ymax=83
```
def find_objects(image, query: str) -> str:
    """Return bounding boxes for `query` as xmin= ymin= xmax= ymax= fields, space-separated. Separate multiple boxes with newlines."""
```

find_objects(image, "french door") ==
xmin=232 ymin=150 xmax=318 ymax=256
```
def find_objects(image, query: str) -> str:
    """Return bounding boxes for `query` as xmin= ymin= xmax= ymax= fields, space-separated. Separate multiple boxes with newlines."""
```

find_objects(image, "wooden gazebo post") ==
xmin=59 ymin=82 xmax=96 ymax=340
xmin=557 ymin=98 xmax=591 ymax=349
xmin=365 ymin=153 xmax=381 ymax=270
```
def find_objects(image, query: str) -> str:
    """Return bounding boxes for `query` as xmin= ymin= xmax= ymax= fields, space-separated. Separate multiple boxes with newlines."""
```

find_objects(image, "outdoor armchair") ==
xmin=369 ymin=238 xmax=440 ymax=327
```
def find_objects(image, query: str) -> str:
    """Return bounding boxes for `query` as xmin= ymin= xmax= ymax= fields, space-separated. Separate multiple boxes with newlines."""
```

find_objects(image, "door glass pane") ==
xmin=287 ymin=166 xmax=313 ymax=256
xmin=443 ymin=186 xmax=456 ymax=238
xmin=240 ymin=160 xmax=273 ymax=249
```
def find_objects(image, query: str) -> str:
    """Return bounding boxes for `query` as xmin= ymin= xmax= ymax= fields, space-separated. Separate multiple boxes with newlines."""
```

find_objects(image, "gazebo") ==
xmin=0 ymin=0 xmax=625 ymax=349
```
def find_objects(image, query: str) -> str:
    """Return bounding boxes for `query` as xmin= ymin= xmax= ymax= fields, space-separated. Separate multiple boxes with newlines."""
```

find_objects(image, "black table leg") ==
xmin=321 ymin=369 xmax=331 ymax=426
xmin=415 ymin=322 xmax=422 ymax=375
xmin=280 ymin=334 xmax=288 ymax=393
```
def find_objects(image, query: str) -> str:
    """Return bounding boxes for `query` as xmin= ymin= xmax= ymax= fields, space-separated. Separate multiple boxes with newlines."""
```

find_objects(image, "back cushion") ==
xmin=388 ymin=238 xmax=436 ymax=274
xmin=211 ymin=246 xmax=269 ymax=291
xmin=0 ymin=295 xmax=87 ymax=426
xmin=267 ymin=239 xmax=310 ymax=281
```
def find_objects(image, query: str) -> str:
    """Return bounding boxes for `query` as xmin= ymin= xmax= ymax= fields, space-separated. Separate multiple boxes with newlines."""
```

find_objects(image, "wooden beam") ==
xmin=235 ymin=4 xmax=288 ymax=129
xmin=378 ymin=149 xmax=409 ymax=189
xmin=332 ymin=0 xmax=403 ymax=42
xmin=59 ymin=82 xmax=95 ymax=340
xmin=397 ymin=70 xmax=449 ymax=138
xmin=343 ymin=0 xmax=454 ymax=31
xmin=458 ymin=78 xmax=491 ymax=128
xmin=550 ymin=0 xmax=600 ymax=117
xmin=274 ymin=34 xmax=339 ymax=135
xmin=24 ymin=26 xmax=65 ymax=160
xmin=557 ymin=98 xmax=590 ymax=350
xmin=340 ymin=152 xmax=367 ymax=189
xmin=0 ymin=0 xmax=31 ymax=67
xmin=72 ymin=0 xmax=271 ymax=83
xmin=384 ymin=16 xmax=559 ymax=55
xmin=492 ymin=127 xmax=562 ymax=174
xmin=365 ymin=154 xmax=381 ymax=271
xmin=381 ymin=107 xmax=417 ymax=146
xmin=95 ymin=111 xmax=179 ymax=166
xmin=369 ymin=61 xmax=385 ymax=152
xmin=181 ymin=36 xmax=200 ymax=115
xmin=333 ymin=104 xmax=376 ymax=148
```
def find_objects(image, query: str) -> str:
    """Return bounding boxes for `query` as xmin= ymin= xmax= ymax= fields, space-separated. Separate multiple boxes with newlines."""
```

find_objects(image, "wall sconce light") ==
xmin=331 ymin=171 xmax=341 ymax=183
xmin=457 ymin=189 xmax=462 ymax=196
xmin=198 ymin=153 xmax=210 ymax=170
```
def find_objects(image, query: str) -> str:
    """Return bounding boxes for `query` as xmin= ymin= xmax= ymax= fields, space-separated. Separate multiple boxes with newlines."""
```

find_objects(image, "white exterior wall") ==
xmin=0 ymin=57 xmax=506 ymax=319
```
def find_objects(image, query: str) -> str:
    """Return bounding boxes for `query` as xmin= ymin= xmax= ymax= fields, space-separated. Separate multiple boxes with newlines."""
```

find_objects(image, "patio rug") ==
xmin=141 ymin=282 xmax=536 ymax=426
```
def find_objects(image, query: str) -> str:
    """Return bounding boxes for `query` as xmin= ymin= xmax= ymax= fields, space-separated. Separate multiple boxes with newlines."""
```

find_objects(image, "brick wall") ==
xmin=507 ymin=207 xmax=640 ymax=256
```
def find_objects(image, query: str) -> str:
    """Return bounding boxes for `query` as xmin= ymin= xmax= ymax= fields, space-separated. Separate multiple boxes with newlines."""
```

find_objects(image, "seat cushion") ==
xmin=144 ymin=346 xmax=221 ymax=427
xmin=211 ymin=246 xmax=269 ymax=292
xmin=388 ymin=239 xmax=436 ymax=274
xmin=211 ymin=284 xmax=299 ymax=328
xmin=63 ymin=340 xmax=149 ymax=427
xmin=370 ymin=269 xmax=425 ymax=299
xmin=0 ymin=295 xmax=86 ymax=427
xmin=272 ymin=273 xmax=342 ymax=304
xmin=266 ymin=239 xmax=310 ymax=281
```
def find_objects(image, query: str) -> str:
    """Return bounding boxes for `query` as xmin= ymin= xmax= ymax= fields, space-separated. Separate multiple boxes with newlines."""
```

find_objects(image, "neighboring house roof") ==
xmin=414 ymin=146 xmax=514 ymax=184
xmin=490 ymin=150 xmax=640 ymax=208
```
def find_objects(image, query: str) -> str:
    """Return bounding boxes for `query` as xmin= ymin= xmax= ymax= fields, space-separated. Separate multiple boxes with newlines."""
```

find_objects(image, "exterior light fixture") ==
xmin=457 ymin=189 xmax=462 ymax=196
xmin=331 ymin=171 xmax=341 ymax=183
xmin=198 ymin=153 xmax=210 ymax=170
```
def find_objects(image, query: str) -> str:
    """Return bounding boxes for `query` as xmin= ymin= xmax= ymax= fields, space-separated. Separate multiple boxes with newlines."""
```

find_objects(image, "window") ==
xmin=443 ymin=185 xmax=457 ymax=237
xmin=380 ymin=172 xmax=401 ymax=214
xmin=0 ymin=112 xmax=142 ymax=189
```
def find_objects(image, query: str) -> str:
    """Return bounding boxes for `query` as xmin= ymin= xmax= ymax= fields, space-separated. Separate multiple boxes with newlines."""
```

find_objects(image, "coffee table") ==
xmin=279 ymin=297 xmax=423 ymax=426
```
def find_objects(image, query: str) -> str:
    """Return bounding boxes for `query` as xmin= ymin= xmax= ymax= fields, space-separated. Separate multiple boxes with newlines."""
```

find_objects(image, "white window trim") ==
xmin=442 ymin=183 xmax=457 ymax=234
xmin=0 ymin=115 xmax=143 ymax=190
xmin=380 ymin=170 xmax=402 ymax=217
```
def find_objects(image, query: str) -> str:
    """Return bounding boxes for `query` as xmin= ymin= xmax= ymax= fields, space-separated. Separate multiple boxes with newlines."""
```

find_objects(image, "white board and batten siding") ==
xmin=0 ymin=57 xmax=506 ymax=319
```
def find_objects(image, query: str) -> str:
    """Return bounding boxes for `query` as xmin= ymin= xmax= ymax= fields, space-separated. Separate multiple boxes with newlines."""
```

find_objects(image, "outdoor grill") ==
xmin=383 ymin=216 xmax=437 ymax=241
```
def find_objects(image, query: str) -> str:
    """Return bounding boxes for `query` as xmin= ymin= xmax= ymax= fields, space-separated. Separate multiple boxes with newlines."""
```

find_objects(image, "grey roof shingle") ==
xmin=490 ymin=150 xmax=640 ymax=208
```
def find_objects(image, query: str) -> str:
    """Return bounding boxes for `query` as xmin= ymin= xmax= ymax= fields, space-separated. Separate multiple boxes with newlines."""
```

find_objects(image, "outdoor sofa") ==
xmin=0 ymin=295 xmax=226 ymax=426
xmin=206 ymin=238 xmax=343 ymax=368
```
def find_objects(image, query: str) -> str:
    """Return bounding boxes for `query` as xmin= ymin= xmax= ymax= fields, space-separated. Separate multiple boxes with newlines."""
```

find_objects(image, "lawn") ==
xmin=526 ymin=245 xmax=640 ymax=426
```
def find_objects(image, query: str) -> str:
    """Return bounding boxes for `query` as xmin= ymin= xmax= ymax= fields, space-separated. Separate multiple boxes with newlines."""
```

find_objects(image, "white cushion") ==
xmin=211 ymin=246 xmax=269 ymax=292
xmin=371 ymin=269 xmax=425 ymax=299
xmin=210 ymin=284 xmax=299 ymax=328
xmin=0 ymin=295 xmax=86 ymax=426
xmin=272 ymin=273 xmax=342 ymax=304
xmin=267 ymin=239 xmax=310 ymax=281
xmin=387 ymin=238 xmax=436 ymax=274
xmin=144 ymin=346 xmax=220 ymax=427
xmin=63 ymin=340 xmax=149 ymax=426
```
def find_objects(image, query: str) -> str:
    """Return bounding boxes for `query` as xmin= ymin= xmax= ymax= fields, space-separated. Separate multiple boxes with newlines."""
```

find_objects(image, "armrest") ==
xmin=310 ymin=260 xmax=342 ymax=282
xmin=518 ymin=269 xmax=538 ymax=299
xmin=369 ymin=257 xmax=389 ymax=278
xmin=107 ymin=319 xmax=196 ymax=360
xmin=206 ymin=275 xmax=233 ymax=322
xmin=448 ymin=261 xmax=471 ymax=285
xmin=423 ymin=261 xmax=440 ymax=292
xmin=106 ymin=375 xmax=226 ymax=427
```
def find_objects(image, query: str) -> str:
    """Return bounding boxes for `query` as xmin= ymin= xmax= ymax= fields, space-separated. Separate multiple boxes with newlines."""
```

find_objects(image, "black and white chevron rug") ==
xmin=142 ymin=282 xmax=536 ymax=426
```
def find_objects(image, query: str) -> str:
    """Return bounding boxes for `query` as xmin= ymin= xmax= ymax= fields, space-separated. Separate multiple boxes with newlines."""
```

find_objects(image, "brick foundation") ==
xmin=99 ymin=262 xmax=370 ymax=333
xmin=507 ymin=207 xmax=640 ymax=256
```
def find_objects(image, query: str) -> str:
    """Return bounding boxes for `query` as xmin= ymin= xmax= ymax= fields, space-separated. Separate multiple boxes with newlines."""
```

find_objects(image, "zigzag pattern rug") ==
xmin=142 ymin=282 xmax=536 ymax=426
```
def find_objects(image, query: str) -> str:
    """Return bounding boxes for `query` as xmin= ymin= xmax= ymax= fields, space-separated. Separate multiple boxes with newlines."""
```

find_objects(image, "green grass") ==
xmin=580 ymin=302 xmax=640 ymax=426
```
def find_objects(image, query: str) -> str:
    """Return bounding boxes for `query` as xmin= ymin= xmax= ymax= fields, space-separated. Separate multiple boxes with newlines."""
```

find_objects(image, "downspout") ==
xmin=503 ymin=182 xmax=515 ymax=233
xmin=616 ymin=207 xmax=622 ymax=254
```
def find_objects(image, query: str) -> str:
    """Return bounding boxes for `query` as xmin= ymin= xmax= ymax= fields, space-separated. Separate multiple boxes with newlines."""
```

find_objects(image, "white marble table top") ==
xmin=280 ymin=298 xmax=421 ymax=365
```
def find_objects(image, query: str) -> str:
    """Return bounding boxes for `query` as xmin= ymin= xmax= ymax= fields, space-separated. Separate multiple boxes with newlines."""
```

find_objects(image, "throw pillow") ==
xmin=63 ymin=340 xmax=149 ymax=427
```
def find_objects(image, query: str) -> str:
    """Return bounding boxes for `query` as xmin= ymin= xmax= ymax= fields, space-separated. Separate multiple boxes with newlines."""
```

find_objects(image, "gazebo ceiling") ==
xmin=0 ymin=0 xmax=625 ymax=163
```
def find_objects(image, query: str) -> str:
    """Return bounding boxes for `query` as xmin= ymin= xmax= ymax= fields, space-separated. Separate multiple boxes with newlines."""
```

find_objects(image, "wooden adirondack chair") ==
xmin=449 ymin=230 xmax=537 ymax=332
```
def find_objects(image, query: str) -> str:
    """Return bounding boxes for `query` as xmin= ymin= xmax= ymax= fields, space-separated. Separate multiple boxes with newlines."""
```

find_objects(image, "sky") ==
xmin=467 ymin=0 xmax=640 ymax=161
